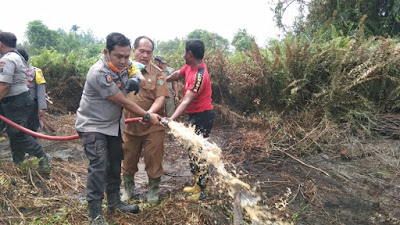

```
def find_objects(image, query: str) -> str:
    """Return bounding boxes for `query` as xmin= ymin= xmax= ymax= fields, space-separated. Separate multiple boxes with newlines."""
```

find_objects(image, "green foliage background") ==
xmin=6 ymin=0 xmax=399 ymax=153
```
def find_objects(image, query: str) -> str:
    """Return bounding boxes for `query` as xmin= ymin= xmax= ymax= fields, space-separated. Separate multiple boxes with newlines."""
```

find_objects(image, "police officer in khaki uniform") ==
xmin=121 ymin=36 xmax=169 ymax=203
xmin=0 ymin=32 xmax=50 ymax=172
xmin=17 ymin=49 xmax=47 ymax=132
xmin=75 ymin=33 xmax=160 ymax=225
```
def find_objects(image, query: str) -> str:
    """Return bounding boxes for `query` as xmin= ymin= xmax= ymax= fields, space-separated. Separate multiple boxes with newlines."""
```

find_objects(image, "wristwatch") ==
xmin=142 ymin=112 xmax=150 ymax=122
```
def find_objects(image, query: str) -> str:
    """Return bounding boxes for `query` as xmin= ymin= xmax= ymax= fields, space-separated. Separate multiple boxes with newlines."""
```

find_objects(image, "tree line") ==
xmin=1 ymin=0 xmax=398 ymax=145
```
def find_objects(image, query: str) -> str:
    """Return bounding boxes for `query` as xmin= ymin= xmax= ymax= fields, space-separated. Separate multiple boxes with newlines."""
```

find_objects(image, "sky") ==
xmin=2 ymin=0 xmax=299 ymax=48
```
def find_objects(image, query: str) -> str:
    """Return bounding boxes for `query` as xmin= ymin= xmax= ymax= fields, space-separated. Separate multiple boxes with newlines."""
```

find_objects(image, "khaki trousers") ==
xmin=122 ymin=130 xmax=165 ymax=178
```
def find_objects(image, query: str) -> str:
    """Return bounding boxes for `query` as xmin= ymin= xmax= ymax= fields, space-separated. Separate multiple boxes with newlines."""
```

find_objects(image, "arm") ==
xmin=169 ymin=90 xmax=197 ymax=121
xmin=36 ymin=83 xmax=47 ymax=116
xmin=173 ymin=81 xmax=179 ymax=102
xmin=0 ymin=57 xmax=15 ymax=100
xmin=165 ymin=70 xmax=184 ymax=82
xmin=0 ymin=82 xmax=11 ymax=100
xmin=107 ymin=91 xmax=159 ymax=124
xmin=148 ymin=96 xmax=166 ymax=114
xmin=133 ymin=71 xmax=146 ymax=88
xmin=33 ymin=68 xmax=47 ymax=116
xmin=127 ymin=61 xmax=146 ymax=87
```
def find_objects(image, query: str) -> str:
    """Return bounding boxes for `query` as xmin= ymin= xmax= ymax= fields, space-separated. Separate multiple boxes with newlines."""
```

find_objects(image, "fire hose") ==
xmin=40 ymin=116 xmax=56 ymax=132
xmin=0 ymin=114 xmax=142 ymax=141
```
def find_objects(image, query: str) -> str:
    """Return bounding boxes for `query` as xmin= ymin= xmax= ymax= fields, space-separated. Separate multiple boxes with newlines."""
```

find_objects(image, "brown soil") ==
xmin=0 ymin=114 xmax=399 ymax=225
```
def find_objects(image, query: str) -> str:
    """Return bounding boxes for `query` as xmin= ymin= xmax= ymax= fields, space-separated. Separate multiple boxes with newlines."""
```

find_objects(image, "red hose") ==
xmin=0 ymin=114 xmax=79 ymax=140
xmin=0 ymin=115 xmax=142 ymax=141
xmin=125 ymin=117 xmax=142 ymax=123
xmin=40 ymin=115 xmax=56 ymax=132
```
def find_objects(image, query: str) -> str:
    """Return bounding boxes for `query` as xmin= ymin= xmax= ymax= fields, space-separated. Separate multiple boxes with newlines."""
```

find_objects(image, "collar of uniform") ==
xmin=100 ymin=55 xmax=110 ymax=71
xmin=145 ymin=61 xmax=163 ymax=74
xmin=139 ymin=62 xmax=149 ymax=75
xmin=100 ymin=55 xmax=123 ymax=75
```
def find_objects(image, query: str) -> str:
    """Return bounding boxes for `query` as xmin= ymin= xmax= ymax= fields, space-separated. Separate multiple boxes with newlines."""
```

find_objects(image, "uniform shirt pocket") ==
xmin=143 ymin=74 xmax=156 ymax=91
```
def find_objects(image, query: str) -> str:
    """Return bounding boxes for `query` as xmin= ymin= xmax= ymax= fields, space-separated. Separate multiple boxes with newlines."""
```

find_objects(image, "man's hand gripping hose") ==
xmin=160 ymin=117 xmax=170 ymax=127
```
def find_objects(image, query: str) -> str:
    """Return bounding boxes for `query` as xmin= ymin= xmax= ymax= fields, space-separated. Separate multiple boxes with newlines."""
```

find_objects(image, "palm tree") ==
xmin=70 ymin=25 xmax=80 ymax=34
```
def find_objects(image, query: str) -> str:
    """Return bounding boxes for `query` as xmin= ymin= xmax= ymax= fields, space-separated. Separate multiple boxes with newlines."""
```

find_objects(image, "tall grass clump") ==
xmin=31 ymin=48 xmax=100 ymax=112
xmin=211 ymin=27 xmax=400 ymax=154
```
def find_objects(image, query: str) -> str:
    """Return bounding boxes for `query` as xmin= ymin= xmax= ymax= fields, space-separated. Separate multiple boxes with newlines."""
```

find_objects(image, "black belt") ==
xmin=1 ymin=91 xmax=30 ymax=104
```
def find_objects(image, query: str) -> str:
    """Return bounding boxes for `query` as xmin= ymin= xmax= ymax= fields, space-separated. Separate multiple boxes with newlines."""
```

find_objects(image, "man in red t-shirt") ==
xmin=166 ymin=39 xmax=214 ymax=201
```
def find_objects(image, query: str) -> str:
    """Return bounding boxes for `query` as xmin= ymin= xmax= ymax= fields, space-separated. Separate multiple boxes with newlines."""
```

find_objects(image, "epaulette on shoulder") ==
xmin=151 ymin=62 xmax=163 ymax=72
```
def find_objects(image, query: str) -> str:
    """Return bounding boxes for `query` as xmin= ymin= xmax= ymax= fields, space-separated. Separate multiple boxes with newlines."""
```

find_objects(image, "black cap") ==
xmin=0 ymin=32 xmax=17 ymax=48
xmin=154 ymin=55 xmax=166 ymax=64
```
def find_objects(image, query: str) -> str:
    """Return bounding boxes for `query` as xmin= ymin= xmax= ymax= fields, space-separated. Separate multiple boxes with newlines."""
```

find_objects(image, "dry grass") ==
xmin=0 ymin=159 xmax=242 ymax=225
xmin=0 ymin=161 xmax=87 ymax=224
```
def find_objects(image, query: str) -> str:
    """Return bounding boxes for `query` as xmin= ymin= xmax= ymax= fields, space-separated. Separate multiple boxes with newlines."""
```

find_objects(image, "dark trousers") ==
xmin=0 ymin=105 xmax=6 ymax=133
xmin=27 ymin=99 xmax=40 ymax=132
xmin=187 ymin=110 xmax=215 ymax=174
xmin=187 ymin=110 xmax=214 ymax=138
xmin=1 ymin=92 xmax=46 ymax=164
xmin=80 ymin=132 xmax=124 ymax=202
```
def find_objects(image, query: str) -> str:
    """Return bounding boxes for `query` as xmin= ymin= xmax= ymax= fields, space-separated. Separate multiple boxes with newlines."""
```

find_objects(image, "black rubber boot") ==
xmin=88 ymin=200 xmax=108 ymax=225
xmin=198 ymin=173 xmax=207 ymax=200
xmin=107 ymin=193 xmax=139 ymax=213
xmin=37 ymin=152 xmax=51 ymax=174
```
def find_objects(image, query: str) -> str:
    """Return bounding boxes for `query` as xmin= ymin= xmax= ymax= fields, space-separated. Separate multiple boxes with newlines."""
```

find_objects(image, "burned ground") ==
xmin=0 ymin=113 xmax=399 ymax=225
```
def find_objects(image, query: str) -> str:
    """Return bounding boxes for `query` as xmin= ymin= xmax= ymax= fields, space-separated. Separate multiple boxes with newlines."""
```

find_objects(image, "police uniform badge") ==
xmin=105 ymin=74 xmax=113 ymax=84
xmin=157 ymin=79 xmax=164 ymax=86
xmin=157 ymin=76 xmax=164 ymax=86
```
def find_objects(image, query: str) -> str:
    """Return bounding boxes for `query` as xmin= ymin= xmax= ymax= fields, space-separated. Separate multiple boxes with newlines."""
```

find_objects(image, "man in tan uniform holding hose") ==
xmin=121 ymin=36 xmax=169 ymax=203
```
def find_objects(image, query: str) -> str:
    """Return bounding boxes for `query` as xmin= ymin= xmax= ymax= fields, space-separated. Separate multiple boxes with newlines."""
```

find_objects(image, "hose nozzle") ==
xmin=160 ymin=118 xmax=170 ymax=126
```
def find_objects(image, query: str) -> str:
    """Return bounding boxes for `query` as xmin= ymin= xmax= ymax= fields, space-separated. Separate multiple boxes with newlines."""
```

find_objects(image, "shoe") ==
xmin=186 ymin=191 xmax=207 ymax=201
xmin=107 ymin=193 xmax=139 ymax=213
xmin=147 ymin=177 xmax=161 ymax=202
xmin=88 ymin=200 xmax=108 ymax=225
xmin=185 ymin=172 xmax=208 ymax=201
xmin=183 ymin=175 xmax=200 ymax=193
xmin=90 ymin=215 xmax=108 ymax=225
xmin=37 ymin=153 xmax=51 ymax=173
xmin=121 ymin=175 xmax=135 ymax=201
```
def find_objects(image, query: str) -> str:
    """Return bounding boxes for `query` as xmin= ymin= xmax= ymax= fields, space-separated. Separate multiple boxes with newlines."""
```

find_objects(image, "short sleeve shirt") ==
xmin=26 ymin=65 xmax=46 ymax=98
xmin=0 ymin=51 xmax=29 ymax=97
xmin=179 ymin=62 xmax=213 ymax=114
xmin=124 ymin=62 xmax=169 ymax=136
xmin=75 ymin=55 xmax=128 ymax=136
xmin=165 ymin=66 xmax=175 ymax=94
